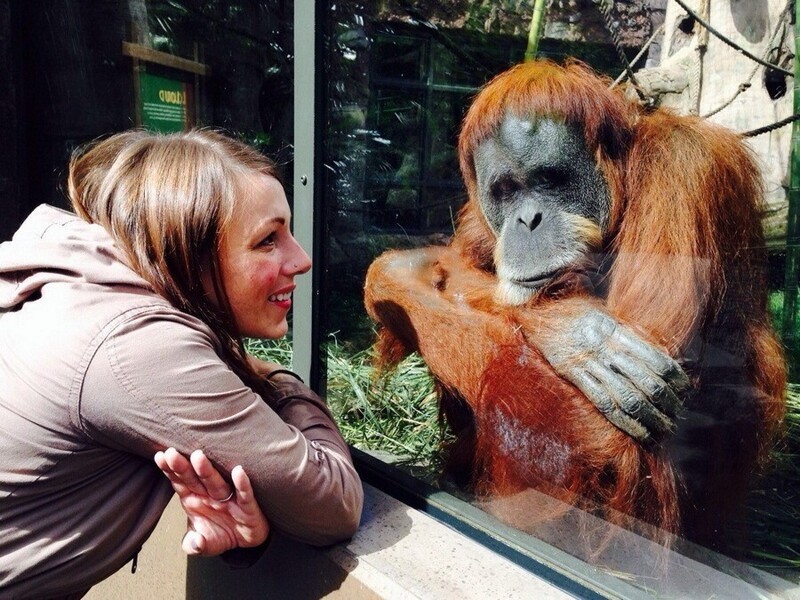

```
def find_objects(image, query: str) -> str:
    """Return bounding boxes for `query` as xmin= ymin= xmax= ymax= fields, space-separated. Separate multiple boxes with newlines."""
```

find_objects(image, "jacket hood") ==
xmin=0 ymin=204 xmax=150 ymax=309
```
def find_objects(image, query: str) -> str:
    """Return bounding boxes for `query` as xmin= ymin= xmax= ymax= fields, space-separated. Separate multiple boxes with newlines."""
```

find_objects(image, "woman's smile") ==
xmin=268 ymin=288 xmax=294 ymax=309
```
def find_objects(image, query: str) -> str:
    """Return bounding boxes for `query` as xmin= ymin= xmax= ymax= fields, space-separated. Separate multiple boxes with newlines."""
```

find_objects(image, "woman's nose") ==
xmin=287 ymin=236 xmax=312 ymax=275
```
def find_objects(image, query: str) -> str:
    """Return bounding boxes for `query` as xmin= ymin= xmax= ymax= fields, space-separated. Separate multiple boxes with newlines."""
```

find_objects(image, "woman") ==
xmin=0 ymin=129 xmax=363 ymax=597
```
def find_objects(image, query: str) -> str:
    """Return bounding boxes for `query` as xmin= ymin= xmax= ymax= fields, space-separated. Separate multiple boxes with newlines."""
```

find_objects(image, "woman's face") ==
xmin=212 ymin=173 xmax=311 ymax=339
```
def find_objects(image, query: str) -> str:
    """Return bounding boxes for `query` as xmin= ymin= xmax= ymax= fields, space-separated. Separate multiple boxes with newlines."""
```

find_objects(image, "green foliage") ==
xmin=736 ymin=386 xmax=800 ymax=578
xmin=768 ymin=289 xmax=800 ymax=382
xmin=325 ymin=342 xmax=449 ymax=472
xmin=769 ymin=289 xmax=785 ymax=332
xmin=245 ymin=336 xmax=293 ymax=369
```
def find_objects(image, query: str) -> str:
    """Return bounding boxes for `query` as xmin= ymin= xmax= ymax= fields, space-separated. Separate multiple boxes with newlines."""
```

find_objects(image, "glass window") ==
xmin=319 ymin=1 xmax=800 ymax=597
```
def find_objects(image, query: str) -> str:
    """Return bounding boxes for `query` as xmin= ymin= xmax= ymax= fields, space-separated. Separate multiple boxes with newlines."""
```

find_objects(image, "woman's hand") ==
xmin=154 ymin=448 xmax=270 ymax=556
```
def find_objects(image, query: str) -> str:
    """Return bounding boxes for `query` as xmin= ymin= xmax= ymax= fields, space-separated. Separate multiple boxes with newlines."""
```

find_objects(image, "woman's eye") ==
xmin=258 ymin=233 xmax=277 ymax=248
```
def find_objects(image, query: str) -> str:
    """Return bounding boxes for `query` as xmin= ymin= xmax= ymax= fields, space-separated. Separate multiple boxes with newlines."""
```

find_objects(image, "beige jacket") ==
xmin=0 ymin=205 xmax=363 ymax=598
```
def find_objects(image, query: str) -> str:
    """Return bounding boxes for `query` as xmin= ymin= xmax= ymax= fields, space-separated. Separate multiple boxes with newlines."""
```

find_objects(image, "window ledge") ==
xmin=323 ymin=484 xmax=573 ymax=599
xmin=183 ymin=484 xmax=573 ymax=599
xmin=196 ymin=481 xmax=798 ymax=599
xmin=186 ymin=481 xmax=799 ymax=599
xmin=90 ymin=482 xmax=798 ymax=599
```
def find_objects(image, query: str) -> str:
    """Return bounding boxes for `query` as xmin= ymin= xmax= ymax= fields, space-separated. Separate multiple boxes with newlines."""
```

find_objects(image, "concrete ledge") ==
xmin=86 ymin=484 xmax=569 ymax=600
xmin=186 ymin=484 xmax=572 ymax=599
xmin=87 ymin=482 xmax=800 ymax=599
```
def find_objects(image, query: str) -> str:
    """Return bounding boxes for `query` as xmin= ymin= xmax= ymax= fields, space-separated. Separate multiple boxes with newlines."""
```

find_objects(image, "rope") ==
xmin=600 ymin=0 xmax=795 ymax=136
xmin=701 ymin=2 xmax=791 ymax=118
xmin=593 ymin=0 xmax=649 ymax=104
xmin=743 ymin=112 xmax=800 ymax=137
xmin=687 ymin=0 xmax=710 ymax=114
xmin=610 ymin=24 xmax=665 ymax=88
xmin=670 ymin=0 xmax=794 ymax=77
xmin=702 ymin=82 xmax=752 ymax=118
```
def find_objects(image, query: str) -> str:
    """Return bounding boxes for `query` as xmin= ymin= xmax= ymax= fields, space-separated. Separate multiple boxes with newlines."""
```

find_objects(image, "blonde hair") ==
xmin=67 ymin=128 xmax=282 ymax=386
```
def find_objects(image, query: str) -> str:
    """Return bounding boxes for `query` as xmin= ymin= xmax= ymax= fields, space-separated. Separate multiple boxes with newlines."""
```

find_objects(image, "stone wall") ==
xmin=638 ymin=0 xmax=793 ymax=242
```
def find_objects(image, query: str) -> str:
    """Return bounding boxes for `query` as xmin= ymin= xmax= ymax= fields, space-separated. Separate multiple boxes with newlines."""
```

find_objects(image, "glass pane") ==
xmin=367 ymin=90 xmax=424 ymax=186
xmin=146 ymin=1 xmax=295 ymax=160
xmin=320 ymin=0 xmax=800 ymax=596
xmin=4 ymin=0 xmax=294 ymax=226
xmin=372 ymin=31 xmax=427 ymax=81
xmin=431 ymin=28 xmax=523 ymax=86
xmin=426 ymin=90 xmax=470 ymax=181
xmin=419 ymin=186 xmax=463 ymax=231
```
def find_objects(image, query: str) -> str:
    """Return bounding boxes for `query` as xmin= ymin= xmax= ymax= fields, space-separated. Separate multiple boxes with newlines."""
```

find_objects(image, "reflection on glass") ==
xmin=320 ymin=1 xmax=799 ymax=596
xmin=147 ymin=0 xmax=294 ymax=151
xmin=427 ymin=90 xmax=470 ymax=181
xmin=372 ymin=33 xmax=426 ymax=80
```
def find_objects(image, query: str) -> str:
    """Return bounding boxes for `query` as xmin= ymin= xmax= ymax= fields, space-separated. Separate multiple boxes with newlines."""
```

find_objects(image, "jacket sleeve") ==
xmin=78 ymin=307 xmax=363 ymax=546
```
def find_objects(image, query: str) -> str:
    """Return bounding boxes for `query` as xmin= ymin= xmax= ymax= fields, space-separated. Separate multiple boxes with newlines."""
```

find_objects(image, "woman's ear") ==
xmin=199 ymin=255 xmax=221 ymax=308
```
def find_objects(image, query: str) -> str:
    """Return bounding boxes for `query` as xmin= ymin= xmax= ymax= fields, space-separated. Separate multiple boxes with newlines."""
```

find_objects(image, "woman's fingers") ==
xmin=155 ymin=448 xmax=232 ymax=501
xmin=155 ymin=448 xmax=205 ymax=497
xmin=231 ymin=464 xmax=270 ymax=546
xmin=189 ymin=449 xmax=233 ymax=502
xmin=231 ymin=465 xmax=257 ymax=508
xmin=182 ymin=530 xmax=206 ymax=555
xmin=156 ymin=449 xmax=270 ymax=556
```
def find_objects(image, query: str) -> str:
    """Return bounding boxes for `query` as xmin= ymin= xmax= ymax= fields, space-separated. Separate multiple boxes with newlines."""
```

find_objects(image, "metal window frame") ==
xmin=291 ymin=0 xmax=319 ymax=385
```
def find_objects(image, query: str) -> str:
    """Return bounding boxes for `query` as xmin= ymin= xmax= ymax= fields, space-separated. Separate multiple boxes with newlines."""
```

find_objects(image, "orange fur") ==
xmin=365 ymin=59 xmax=786 ymax=551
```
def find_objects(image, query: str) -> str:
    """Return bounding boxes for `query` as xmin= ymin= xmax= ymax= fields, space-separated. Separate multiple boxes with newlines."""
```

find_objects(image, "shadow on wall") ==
xmin=187 ymin=534 xmax=352 ymax=599
xmin=730 ymin=0 xmax=768 ymax=43
xmin=186 ymin=490 xmax=414 ymax=599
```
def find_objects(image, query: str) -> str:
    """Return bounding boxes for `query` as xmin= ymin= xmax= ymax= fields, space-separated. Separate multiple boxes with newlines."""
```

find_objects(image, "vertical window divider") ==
xmin=292 ymin=1 xmax=317 ymax=385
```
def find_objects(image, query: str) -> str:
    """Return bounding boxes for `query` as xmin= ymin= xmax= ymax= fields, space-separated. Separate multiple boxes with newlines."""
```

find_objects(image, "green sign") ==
xmin=139 ymin=72 xmax=192 ymax=133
